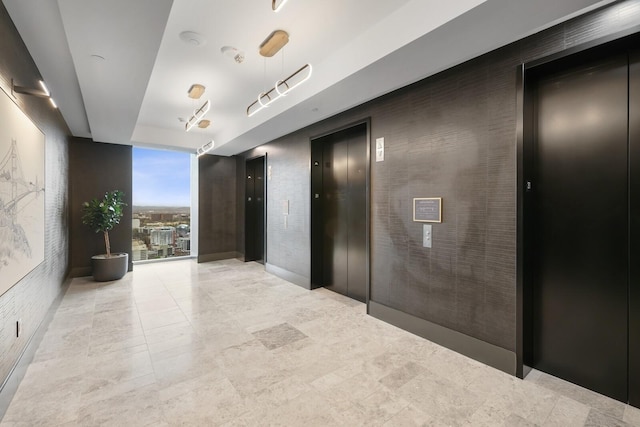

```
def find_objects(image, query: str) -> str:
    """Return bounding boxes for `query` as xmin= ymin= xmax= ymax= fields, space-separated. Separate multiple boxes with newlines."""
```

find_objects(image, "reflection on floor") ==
xmin=2 ymin=259 xmax=639 ymax=426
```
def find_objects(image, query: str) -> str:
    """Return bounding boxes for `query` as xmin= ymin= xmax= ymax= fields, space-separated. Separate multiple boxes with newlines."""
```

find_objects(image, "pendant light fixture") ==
xmin=197 ymin=140 xmax=215 ymax=157
xmin=185 ymin=99 xmax=210 ymax=131
xmin=247 ymin=64 xmax=312 ymax=117
xmin=272 ymin=0 xmax=289 ymax=12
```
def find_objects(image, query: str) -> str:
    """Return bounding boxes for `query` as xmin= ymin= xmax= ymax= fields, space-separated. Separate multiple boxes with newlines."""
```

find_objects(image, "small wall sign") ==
xmin=413 ymin=198 xmax=442 ymax=223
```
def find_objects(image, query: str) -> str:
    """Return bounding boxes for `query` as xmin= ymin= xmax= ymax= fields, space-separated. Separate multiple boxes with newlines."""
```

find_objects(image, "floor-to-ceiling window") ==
xmin=132 ymin=147 xmax=191 ymax=261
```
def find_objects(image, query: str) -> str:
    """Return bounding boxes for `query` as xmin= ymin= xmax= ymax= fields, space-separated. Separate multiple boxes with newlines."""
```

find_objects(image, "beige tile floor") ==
xmin=2 ymin=258 xmax=640 ymax=426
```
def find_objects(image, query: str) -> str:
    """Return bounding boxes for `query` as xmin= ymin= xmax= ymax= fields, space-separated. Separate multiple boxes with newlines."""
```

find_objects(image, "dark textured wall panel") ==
xmin=198 ymin=155 xmax=237 ymax=259
xmin=237 ymin=1 xmax=640 ymax=353
xmin=68 ymin=138 xmax=132 ymax=276
xmin=0 ymin=3 xmax=70 ymax=385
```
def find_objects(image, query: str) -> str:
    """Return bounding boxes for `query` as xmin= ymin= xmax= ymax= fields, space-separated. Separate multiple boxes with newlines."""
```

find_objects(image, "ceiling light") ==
xmin=185 ymin=99 xmax=210 ymax=132
xmin=272 ymin=0 xmax=289 ymax=12
xmin=188 ymin=84 xmax=205 ymax=99
xmin=197 ymin=119 xmax=211 ymax=129
xmin=11 ymin=78 xmax=58 ymax=108
xmin=220 ymin=46 xmax=245 ymax=64
xmin=259 ymin=30 xmax=289 ymax=57
xmin=247 ymin=64 xmax=312 ymax=117
xmin=197 ymin=140 xmax=215 ymax=157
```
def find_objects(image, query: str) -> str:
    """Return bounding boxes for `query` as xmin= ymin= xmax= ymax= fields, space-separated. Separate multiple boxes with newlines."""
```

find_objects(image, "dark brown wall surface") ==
xmin=198 ymin=155 xmax=237 ymax=261
xmin=68 ymin=138 xmax=132 ymax=276
xmin=238 ymin=1 xmax=640 ymax=353
xmin=0 ymin=3 xmax=70 ymax=386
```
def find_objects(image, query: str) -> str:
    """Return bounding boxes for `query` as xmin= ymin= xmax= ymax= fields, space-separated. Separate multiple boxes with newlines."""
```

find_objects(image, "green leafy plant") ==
xmin=81 ymin=190 xmax=126 ymax=257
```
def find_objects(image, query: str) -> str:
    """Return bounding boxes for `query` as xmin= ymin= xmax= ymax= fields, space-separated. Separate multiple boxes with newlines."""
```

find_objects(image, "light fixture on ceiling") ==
xmin=259 ymin=30 xmax=289 ymax=57
xmin=247 ymin=63 xmax=312 ymax=117
xmin=197 ymin=119 xmax=211 ymax=129
xmin=188 ymin=84 xmax=205 ymax=99
xmin=197 ymin=140 xmax=215 ymax=157
xmin=185 ymin=99 xmax=210 ymax=131
xmin=11 ymin=79 xmax=57 ymax=108
xmin=272 ymin=0 xmax=289 ymax=12
xmin=221 ymin=46 xmax=245 ymax=64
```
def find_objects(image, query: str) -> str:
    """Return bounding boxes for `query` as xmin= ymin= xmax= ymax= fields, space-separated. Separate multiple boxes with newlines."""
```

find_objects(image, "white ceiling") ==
xmin=3 ymin=0 xmax=617 ymax=156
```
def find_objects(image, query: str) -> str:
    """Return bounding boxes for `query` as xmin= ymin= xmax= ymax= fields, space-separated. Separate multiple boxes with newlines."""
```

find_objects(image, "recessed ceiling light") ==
xmin=197 ymin=119 xmax=211 ymax=129
xmin=179 ymin=31 xmax=206 ymax=47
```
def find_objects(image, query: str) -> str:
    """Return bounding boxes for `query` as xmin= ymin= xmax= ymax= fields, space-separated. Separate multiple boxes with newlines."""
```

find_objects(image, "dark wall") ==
xmin=198 ymin=155 xmax=237 ymax=262
xmin=0 ymin=2 xmax=70 ymax=387
xmin=68 ymin=138 xmax=132 ymax=276
xmin=238 ymin=0 xmax=640 ymax=357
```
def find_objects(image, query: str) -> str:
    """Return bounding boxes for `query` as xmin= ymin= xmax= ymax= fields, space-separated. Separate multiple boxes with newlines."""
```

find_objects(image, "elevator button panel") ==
xmin=423 ymin=224 xmax=432 ymax=248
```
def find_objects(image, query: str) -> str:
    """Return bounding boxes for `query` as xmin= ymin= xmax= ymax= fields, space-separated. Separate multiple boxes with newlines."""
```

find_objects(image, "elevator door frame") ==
xmin=310 ymin=119 xmax=371 ymax=306
xmin=517 ymin=31 xmax=640 ymax=406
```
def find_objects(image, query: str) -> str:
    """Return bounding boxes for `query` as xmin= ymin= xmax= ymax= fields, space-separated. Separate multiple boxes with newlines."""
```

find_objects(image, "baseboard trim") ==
xmin=265 ymin=263 xmax=310 ymax=289
xmin=68 ymin=266 xmax=91 ymax=278
xmin=197 ymin=251 xmax=240 ymax=263
xmin=0 ymin=275 xmax=72 ymax=418
xmin=369 ymin=301 xmax=516 ymax=375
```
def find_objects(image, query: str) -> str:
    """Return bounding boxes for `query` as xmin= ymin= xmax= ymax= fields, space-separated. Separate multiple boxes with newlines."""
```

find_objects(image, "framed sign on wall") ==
xmin=413 ymin=197 xmax=442 ymax=223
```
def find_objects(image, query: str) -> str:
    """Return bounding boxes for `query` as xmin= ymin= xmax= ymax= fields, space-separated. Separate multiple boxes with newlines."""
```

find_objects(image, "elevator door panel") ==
xmin=346 ymin=132 xmax=367 ymax=302
xmin=533 ymin=55 xmax=629 ymax=401
xmin=319 ymin=124 xmax=367 ymax=302
xmin=323 ymin=140 xmax=349 ymax=295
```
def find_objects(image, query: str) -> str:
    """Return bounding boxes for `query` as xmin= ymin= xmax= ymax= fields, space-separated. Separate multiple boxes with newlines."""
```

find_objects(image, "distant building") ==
xmin=177 ymin=237 xmax=190 ymax=252
xmin=151 ymin=227 xmax=175 ymax=246
xmin=154 ymin=245 xmax=174 ymax=258
xmin=132 ymin=240 xmax=148 ymax=261
xmin=132 ymin=218 xmax=141 ymax=229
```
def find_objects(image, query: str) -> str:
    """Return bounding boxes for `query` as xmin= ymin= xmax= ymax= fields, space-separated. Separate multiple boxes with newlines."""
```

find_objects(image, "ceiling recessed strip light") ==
xmin=247 ymin=64 xmax=312 ymax=117
xmin=272 ymin=0 xmax=289 ymax=12
xmin=197 ymin=140 xmax=215 ymax=157
xmin=259 ymin=30 xmax=289 ymax=57
xmin=39 ymin=80 xmax=50 ymax=96
xmin=185 ymin=99 xmax=210 ymax=132
xmin=188 ymin=84 xmax=205 ymax=99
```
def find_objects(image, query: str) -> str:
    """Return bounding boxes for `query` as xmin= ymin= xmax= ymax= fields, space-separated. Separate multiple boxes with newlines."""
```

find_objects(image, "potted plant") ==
xmin=81 ymin=190 xmax=128 ymax=281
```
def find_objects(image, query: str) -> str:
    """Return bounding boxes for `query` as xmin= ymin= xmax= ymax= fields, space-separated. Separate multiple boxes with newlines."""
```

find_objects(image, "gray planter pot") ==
xmin=91 ymin=253 xmax=128 ymax=282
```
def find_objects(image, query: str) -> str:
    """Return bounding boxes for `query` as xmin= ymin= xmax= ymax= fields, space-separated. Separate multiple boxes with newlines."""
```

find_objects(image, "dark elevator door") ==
xmin=532 ymin=54 xmax=629 ymax=401
xmin=245 ymin=156 xmax=265 ymax=263
xmin=314 ymin=124 xmax=367 ymax=302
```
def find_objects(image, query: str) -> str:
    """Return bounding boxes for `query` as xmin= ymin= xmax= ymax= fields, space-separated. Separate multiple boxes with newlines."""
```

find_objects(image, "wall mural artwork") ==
xmin=0 ymin=87 xmax=45 ymax=296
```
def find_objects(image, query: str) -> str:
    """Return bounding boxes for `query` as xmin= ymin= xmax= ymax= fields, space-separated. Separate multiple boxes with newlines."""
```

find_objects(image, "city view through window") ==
xmin=132 ymin=147 xmax=191 ymax=262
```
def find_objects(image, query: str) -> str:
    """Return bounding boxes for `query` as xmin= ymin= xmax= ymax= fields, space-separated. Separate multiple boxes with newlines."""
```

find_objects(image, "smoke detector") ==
xmin=179 ymin=31 xmax=207 ymax=47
